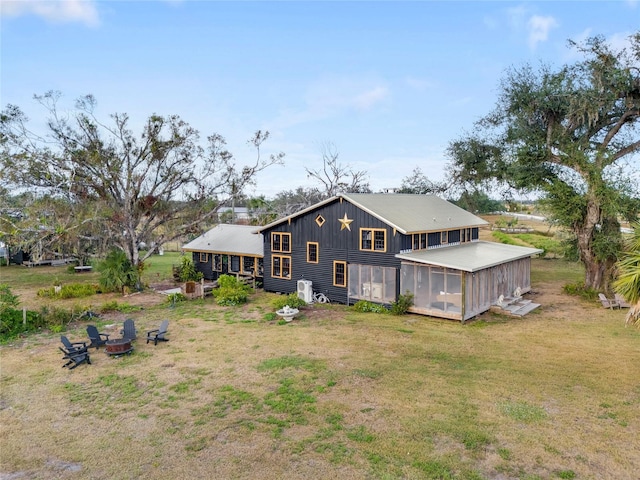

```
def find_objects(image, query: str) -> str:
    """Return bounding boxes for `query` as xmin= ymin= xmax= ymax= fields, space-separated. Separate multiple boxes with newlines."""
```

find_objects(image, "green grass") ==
xmin=1 ymin=257 xmax=639 ymax=479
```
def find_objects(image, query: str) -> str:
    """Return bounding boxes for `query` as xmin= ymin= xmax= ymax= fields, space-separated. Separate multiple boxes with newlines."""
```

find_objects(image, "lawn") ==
xmin=0 ymin=257 xmax=638 ymax=479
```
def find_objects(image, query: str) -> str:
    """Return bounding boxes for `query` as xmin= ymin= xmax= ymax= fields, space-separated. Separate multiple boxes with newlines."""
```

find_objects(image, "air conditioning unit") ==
xmin=297 ymin=279 xmax=313 ymax=303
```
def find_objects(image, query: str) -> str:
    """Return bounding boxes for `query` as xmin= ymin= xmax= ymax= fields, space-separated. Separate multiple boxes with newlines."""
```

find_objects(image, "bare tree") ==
xmin=305 ymin=142 xmax=370 ymax=197
xmin=0 ymin=91 xmax=284 ymax=270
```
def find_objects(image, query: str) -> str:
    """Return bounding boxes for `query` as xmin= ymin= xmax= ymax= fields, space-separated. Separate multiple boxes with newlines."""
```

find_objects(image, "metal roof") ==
xmin=256 ymin=193 xmax=488 ymax=234
xmin=395 ymin=241 xmax=543 ymax=272
xmin=182 ymin=224 xmax=263 ymax=257
xmin=343 ymin=193 xmax=488 ymax=233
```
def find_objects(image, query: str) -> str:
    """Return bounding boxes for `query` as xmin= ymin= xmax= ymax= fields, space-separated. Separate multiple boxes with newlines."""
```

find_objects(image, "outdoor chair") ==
xmin=120 ymin=319 xmax=137 ymax=341
xmin=86 ymin=325 xmax=110 ymax=349
xmin=614 ymin=293 xmax=631 ymax=308
xmin=60 ymin=335 xmax=89 ymax=354
xmin=59 ymin=345 xmax=91 ymax=369
xmin=598 ymin=293 xmax=620 ymax=310
xmin=146 ymin=320 xmax=169 ymax=345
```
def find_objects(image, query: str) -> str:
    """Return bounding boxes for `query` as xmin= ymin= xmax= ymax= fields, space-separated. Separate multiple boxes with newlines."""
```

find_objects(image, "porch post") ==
xmin=460 ymin=272 xmax=466 ymax=324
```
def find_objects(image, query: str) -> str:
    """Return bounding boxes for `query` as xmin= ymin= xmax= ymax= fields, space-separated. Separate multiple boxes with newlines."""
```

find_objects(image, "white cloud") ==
xmin=271 ymin=76 xmax=390 ymax=130
xmin=353 ymin=86 xmax=389 ymax=110
xmin=405 ymin=76 xmax=434 ymax=91
xmin=0 ymin=0 xmax=100 ymax=26
xmin=527 ymin=14 xmax=559 ymax=49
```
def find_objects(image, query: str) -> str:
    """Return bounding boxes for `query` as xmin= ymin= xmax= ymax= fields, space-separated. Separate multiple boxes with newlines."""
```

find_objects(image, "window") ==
xmin=307 ymin=242 xmax=319 ymax=263
xmin=272 ymin=255 xmax=291 ymax=279
xmin=348 ymin=264 xmax=396 ymax=303
xmin=272 ymin=232 xmax=291 ymax=253
xmin=411 ymin=233 xmax=428 ymax=251
xmin=315 ymin=215 xmax=325 ymax=227
xmin=360 ymin=228 xmax=386 ymax=252
xmin=199 ymin=252 xmax=208 ymax=263
xmin=333 ymin=261 xmax=347 ymax=287
xmin=214 ymin=254 xmax=222 ymax=272
xmin=441 ymin=231 xmax=448 ymax=244
xmin=230 ymin=255 xmax=240 ymax=272
xmin=243 ymin=256 xmax=255 ymax=274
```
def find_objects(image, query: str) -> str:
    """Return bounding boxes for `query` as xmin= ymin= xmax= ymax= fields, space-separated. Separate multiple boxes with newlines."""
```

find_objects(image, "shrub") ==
xmin=272 ymin=292 xmax=308 ymax=310
xmin=97 ymin=249 xmax=139 ymax=293
xmin=214 ymin=274 xmax=251 ymax=306
xmin=390 ymin=292 xmax=414 ymax=316
xmin=37 ymin=283 xmax=99 ymax=299
xmin=0 ymin=284 xmax=19 ymax=312
xmin=166 ymin=292 xmax=187 ymax=304
xmin=100 ymin=300 xmax=143 ymax=313
xmin=563 ymin=282 xmax=598 ymax=301
xmin=174 ymin=256 xmax=203 ymax=283
xmin=352 ymin=300 xmax=388 ymax=314
xmin=0 ymin=308 xmax=45 ymax=342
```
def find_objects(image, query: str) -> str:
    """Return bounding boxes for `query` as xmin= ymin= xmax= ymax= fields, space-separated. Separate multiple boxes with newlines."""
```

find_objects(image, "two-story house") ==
xmin=257 ymin=193 xmax=542 ymax=322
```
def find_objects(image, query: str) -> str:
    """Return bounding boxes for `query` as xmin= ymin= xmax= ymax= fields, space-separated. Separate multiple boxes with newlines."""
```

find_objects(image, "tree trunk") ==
xmin=576 ymin=194 xmax=614 ymax=291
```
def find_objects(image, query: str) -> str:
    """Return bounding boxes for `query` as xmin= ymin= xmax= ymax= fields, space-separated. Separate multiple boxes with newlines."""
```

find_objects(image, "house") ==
xmin=181 ymin=224 xmax=264 ymax=282
xmin=257 ymin=193 xmax=542 ymax=322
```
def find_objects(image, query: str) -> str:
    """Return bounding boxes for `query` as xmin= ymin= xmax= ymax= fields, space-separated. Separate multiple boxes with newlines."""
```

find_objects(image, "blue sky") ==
xmin=1 ymin=0 xmax=639 ymax=198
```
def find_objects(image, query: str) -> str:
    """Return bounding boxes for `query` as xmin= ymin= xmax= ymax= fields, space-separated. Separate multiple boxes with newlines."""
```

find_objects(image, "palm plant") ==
xmin=613 ymin=223 xmax=640 ymax=327
xmin=98 ymin=249 xmax=139 ymax=295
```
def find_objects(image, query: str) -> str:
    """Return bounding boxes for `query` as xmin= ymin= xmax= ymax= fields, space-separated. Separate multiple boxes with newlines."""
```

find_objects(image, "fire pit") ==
xmin=105 ymin=338 xmax=133 ymax=356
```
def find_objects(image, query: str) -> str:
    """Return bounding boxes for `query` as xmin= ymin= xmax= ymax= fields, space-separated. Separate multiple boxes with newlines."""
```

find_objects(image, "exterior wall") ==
xmin=262 ymin=199 xmax=402 ymax=304
xmin=192 ymin=252 xmax=216 ymax=280
xmin=401 ymin=257 xmax=533 ymax=322
xmin=191 ymin=252 xmax=263 ymax=282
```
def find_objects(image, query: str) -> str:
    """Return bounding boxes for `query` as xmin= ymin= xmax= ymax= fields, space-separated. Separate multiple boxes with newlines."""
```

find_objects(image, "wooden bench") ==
xmin=74 ymin=265 xmax=93 ymax=273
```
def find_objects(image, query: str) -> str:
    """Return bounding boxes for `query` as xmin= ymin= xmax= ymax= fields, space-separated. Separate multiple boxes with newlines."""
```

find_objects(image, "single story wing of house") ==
xmin=182 ymin=224 xmax=264 ymax=281
xmin=256 ymin=193 xmax=542 ymax=322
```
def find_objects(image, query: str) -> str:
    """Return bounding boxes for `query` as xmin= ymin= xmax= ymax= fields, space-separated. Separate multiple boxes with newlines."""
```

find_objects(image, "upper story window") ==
xmin=412 ymin=233 xmax=428 ymax=250
xmin=360 ymin=228 xmax=386 ymax=252
xmin=272 ymin=232 xmax=291 ymax=253
xmin=441 ymin=231 xmax=448 ymax=244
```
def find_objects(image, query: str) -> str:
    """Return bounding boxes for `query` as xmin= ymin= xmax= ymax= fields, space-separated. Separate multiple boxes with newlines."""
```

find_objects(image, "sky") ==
xmin=1 ymin=0 xmax=639 ymax=199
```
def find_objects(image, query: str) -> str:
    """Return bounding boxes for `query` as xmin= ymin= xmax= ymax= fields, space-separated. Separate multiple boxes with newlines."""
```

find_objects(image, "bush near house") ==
xmin=213 ymin=274 xmax=252 ymax=306
xmin=272 ymin=293 xmax=308 ymax=310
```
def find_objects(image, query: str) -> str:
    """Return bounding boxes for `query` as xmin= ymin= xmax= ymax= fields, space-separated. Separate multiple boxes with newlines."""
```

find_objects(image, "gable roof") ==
xmin=396 ymin=241 xmax=542 ymax=272
xmin=256 ymin=193 xmax=488 ymax=234
xmin=182 ymin=224 xmax=263 ymax=257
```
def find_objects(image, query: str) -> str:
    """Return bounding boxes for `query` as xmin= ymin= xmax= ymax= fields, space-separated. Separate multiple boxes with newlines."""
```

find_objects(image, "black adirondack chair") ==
xmin=146 ymin=320 xmax=169 ymax=345
xmin=86 ymin=325 xmax=110 ymax=349
xmin=60 ymin=335 xmax=88 ymax=354
xmin=59 ymin=336 xmax=91 ymax=369
xmin=120 ymin=319 xmax=137 ymax=341
xmin=59 ymin=346 xmax=91 ymax=369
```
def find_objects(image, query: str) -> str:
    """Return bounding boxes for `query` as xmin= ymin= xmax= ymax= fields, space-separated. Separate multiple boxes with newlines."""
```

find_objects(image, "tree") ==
xmin=305 ymin=142 xmax=371 ymax=197
xmin=452 ymin=190 xmax=504 ymax=214
xmin=613 ymin=223 xmax=640 ymax=327
xmin=0 ymin=191 xmax=102 ymax=265
xmin=269 ymin=186 xmax=326 ymax=218
xmin=446 ymin=34 xmax=640 ymax=291
xmin=398 ymin=166 xmax=446 ymax=195
xmin=0 ymin=92 xmax=284 ymax=273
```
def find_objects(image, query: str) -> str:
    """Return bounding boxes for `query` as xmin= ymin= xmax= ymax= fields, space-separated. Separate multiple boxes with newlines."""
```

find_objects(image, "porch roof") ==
xmin=395 ymin=241 xmax=542 ymax=272
xmin=182 ymin=224 xmax=263 ymax=257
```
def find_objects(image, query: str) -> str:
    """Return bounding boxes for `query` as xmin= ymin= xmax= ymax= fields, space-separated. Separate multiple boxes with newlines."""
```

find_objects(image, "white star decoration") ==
xmin=339 ymin=213 xmax=353 ymax=231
